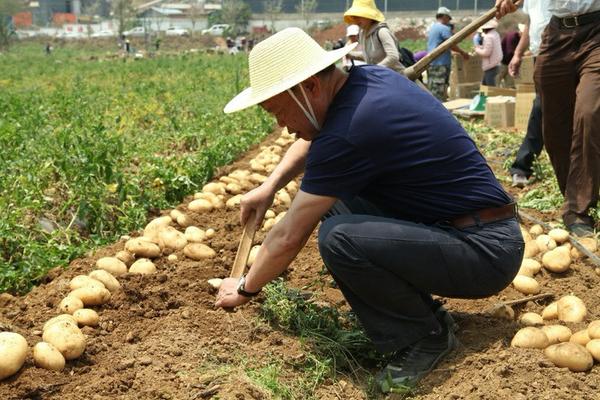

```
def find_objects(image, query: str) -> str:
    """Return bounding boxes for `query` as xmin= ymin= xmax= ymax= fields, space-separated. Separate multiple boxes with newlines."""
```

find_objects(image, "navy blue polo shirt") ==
xmin=301 ymin=65 xmax=511 ymax=224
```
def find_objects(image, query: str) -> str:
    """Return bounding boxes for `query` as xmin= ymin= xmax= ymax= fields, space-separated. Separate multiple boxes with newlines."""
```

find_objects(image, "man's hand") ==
xmin=495 ymin=0 xmax=519 ymax=19
xmin=215 ymin=277 xmax=252 ymax=308
xmin=240 ymin=183 xmax=276 ymax=227
xmin=508 ymin=54 xmax=522 ymax=77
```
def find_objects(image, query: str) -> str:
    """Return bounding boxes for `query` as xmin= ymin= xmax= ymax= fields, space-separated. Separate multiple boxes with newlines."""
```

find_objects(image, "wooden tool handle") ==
xmin=230 ymin=211 xmax=258 ymax=278
xmin=404 ymin=0 xmax=522 ymax=81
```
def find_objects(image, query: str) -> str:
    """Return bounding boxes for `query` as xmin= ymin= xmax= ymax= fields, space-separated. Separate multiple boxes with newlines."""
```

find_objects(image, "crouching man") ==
xmin=215 ymin=28 xmax=524 ymax=392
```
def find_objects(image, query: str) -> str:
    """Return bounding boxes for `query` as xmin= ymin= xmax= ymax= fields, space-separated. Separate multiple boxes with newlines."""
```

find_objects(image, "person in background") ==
xmin=45 ymin=43 xmax=52 ymax=55
xmin=507 ymin=0 xmax=552 ymax=188
xmin=344 ymin=0 xmax=405 ymax=74
xmin=496 ymin=0 xmax=600 ymax=237
xmin=498 ymin=24 xmax=521 ymax=87
xmin=427 ymin=7 xmax=470 ymax=101
xmin=343 ymin=24 xmax=366 ymax=70
xmin=475 ymin=19 xmax=503 ymax=86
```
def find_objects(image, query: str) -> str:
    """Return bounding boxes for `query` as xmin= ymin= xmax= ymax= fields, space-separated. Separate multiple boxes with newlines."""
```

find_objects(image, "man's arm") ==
xmin=451 ymin=44 xmax=470 ymax=60
xmin=509 ymin=19 xmax=530 ymax=77
xmin=495 ymin=0 xmax=520 ymax=18
xmin=240 ymin=138 xmax=310 ymax=227
xmin=215 ymin=190 xmax=337 ymax=308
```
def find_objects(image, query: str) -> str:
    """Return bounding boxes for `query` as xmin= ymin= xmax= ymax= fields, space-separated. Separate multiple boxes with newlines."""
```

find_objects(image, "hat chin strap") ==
xmin=287 ymin=84 xmax=320 ymax=131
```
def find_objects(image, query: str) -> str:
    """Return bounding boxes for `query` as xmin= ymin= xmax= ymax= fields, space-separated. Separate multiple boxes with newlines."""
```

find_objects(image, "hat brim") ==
xmin=343 ymin=7 xmax=385 ymax=24
xmin=224 ymin=43 xmax=357 ymax=114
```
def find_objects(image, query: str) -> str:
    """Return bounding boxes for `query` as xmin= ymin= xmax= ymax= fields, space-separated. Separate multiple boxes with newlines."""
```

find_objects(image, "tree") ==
xmin=263 ymin=0 xmax=282 ymax=33
xmin=221 ymin=0 xmax=252 ymax=36
xmin=295 ymin=0 xmax=318 ymax=29
xmin=0 ymin=0 xmax=24 ymax=50
xmin=188 ymin=0 xmax=203 ymax=37
xmin=111 ymin=0 xmax=134 ymax=36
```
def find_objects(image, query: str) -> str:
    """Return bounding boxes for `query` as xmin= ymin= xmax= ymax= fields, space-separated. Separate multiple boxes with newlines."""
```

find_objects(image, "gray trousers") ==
xmin=318 ymin=198 xmax=523 ymax=353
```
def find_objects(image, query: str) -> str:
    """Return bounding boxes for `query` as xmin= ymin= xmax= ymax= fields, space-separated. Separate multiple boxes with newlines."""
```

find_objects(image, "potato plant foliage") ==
xmin=0 ymin=44 xmax=271 ymax=293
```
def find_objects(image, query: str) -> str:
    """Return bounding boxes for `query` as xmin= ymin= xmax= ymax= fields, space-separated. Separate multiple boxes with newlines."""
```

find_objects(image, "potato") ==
xmin=249 ymin=173 xmax=267 ymax=184
xmin=42 ymin=321 xmax=86 ymax=360
xmin=523 ymin=241 xmax=540 ymax=258
xmin=570 ymin=238 xmax=598 ymax=260
xmin=58 ymin=296 xmax=84 ymax=315
xmin=275 ymin=190 xmax=292 ymax=207
xmin=542 ymin=302 xmax=558 ymax=320
xmin=285 ymin=181 xmax=298 ymax=196
xmin=185 ymin=226 xmax=205 ymax=243
xmin=219 ymin=176 xmax=239 ymax=185
xmin=265 ymin=209 xmax=276 ymax=219
xmin=89 ymin=270 xmax=121 ymax=292
xmin=512 ymin=275 xmax=540 ymax=295
xmin=73 ymin=309 xmax=99 ymax=327
xmin=489 ymin=304 xmax=514 ymax=320
xmin=115 ymin=250 xmax=135 ymax=266
xmin=225 ymin=183 xmax=243 ymax=195
xmin=557 ymin=295 xmax=587 ymax=323
xmin=529 ymin=224 xmax=544 ymax=237
xmin=169 ymin=208 xmax=184 ymax=221
xmin=586 ymin=339 xmax=600 ymax=362
xmin=520 ymin=226 xmax=532 ymax=242
xmin=205 ymin=228 xmax=216 ymax=238
xmin=247 ymin=245 xmax=261 ymax=267
xmin=129 ymin=258 xmax=157 ymax=274
xmin=143 ymin=215 xmax=172 ymax=243
xmin=518 ymin=258 xmax=542 ymax=277
xmin=520 ymin=312 xmax=544 ymax=326
xmin=587 ymin=320 xmax=600 ymax=339
xmin=70 ymin=286 xmax=111 ymax=306
xmin=183 ymin=243 xmax=216 ymax=260
xmin=544 ymin=342 xmax=593 ymax=372
xmin=0 ymin=332 xmax=28 ymax=380
xmin=226 ymin=194 xmax=243 ymax=209
xmin=511 ymin=327 xmax=549 ymax=349
xmin=194 ymin=192 xmax=224 ymax=208
xmin=158 ymin=227 xmax=187 ymax=250
xmin=33 ymin=342 xmax=65 ymax=371
xmin=570 ymin=329 xmax=591 ymax=346
xmin=548 ymin=228 xmax=569 ymax=244
xmin=69 ymin=275 xmax=105 ymax=291
xmin=176 ymin=213 xmax=193 ymax=227
xmin=188 ymin=198 xmax=214 ymax=213
xmin=250 ymin=160 xmax=266 ymax=172
xmin=125 ymin=238 xmax=161 ymax=258
xmin=167 ymin=254 xmax=178 ymax=262
xmin=202 ymin=182 xmax=226 ymax=195
xmin=262 ymin=218 xmax=276 ymax=232
xmin=542 ymin=246 xmax=571 ymax=273
xmin=43 ymin=314 xmax=77 ymax=332
xmin=541 ymin=325 xmax=572 ymax=345
xmin=536 ymin=234 xmax=557 ymax=253
xmin=207 ymin=278 xmax=223 ymax=289
xmin=96 ymin=257 xmax=128 ymax=276
xmin=229 ymin=169 xmax=251 ymax=181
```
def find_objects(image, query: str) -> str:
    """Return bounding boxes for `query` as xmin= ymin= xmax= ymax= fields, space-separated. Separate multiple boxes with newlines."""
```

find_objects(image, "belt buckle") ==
xmin=562 ymin=16 xmax=579 ymax=28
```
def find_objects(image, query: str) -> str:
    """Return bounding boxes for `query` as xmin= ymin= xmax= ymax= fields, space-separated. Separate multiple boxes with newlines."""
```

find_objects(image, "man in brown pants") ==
xmin=496 ymin=0 xmax=600 ymax=236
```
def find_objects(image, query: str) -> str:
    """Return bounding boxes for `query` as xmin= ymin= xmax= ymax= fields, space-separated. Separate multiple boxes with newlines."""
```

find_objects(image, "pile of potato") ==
xmin=510 ymin=294 xmax=600 ymax=371
xmin=512 ymin=225 xmax=598 ymax=296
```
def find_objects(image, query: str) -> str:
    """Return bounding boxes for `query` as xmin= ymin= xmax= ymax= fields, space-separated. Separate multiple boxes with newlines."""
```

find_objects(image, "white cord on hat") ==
xmin=287 ymin=84 xmax=320 ymax=131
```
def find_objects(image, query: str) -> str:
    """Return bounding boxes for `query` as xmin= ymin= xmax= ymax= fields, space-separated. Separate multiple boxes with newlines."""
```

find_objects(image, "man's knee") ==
xmin=317 ymin=216 xmax=362 ymax=268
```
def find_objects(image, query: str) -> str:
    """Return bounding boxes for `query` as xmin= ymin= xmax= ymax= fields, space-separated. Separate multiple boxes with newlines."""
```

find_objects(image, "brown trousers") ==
xmin=535 ymin=18 xmax=600 ymax=226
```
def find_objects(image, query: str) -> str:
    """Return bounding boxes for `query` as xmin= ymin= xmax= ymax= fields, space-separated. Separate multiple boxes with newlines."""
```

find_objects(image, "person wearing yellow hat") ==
xmin=217 ymin=27 xmax=522 ymax=392
xmin=343 ymin=0 xmax=405 ymax=73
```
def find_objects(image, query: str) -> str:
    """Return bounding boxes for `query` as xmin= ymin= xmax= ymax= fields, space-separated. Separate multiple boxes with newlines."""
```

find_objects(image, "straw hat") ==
xmin=344 ymin=0 xmax=385 ymax=24
xmin=224 ymin=28 xmax=356 ymax=114
xmin=482 ymin=19 xmax=498 ymax=30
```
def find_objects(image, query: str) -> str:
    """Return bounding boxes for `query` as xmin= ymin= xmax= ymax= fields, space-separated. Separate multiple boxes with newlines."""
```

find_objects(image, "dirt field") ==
xmin=1 ymin=128 xmax=600 ymax=399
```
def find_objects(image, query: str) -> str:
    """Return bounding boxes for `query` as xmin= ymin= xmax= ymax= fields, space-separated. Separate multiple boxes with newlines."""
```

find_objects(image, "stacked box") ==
xmin=479 ymin=85 xmax=517 ymax=97
xmin=515 ymin=56 xmax=534 ymax=84
xmin=448 ymin=54 xmax=482 ymax=99
xmin=515 ymin=91 xmax=537 ymax=130
xmin=485 ymin=96 xmax=516 ymax=128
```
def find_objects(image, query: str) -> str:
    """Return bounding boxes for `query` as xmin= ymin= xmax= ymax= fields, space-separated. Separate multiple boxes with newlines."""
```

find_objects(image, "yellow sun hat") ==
xmin=343 ymin=0 xmax=385 ymax=25
xmin=224 ymin=27 xmax=357 ymax=114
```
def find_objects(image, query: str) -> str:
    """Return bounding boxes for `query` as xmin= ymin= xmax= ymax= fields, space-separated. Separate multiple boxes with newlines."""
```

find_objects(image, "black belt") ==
xmin=552 ymin=9 xmax=600 ymax=29
xmin=450 ymin=203 xmax=517 ymax=229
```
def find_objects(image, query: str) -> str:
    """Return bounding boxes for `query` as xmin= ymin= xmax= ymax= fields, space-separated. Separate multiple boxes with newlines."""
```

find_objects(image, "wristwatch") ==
xmin=237 ymin=275 xmax=261 ymax=297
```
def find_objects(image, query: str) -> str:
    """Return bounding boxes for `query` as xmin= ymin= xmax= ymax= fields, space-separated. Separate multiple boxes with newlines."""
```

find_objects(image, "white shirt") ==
xmin=523 ymin=0 xmax=553 ymax=55
xmin=548 ymin=0 xmax=600 ymax=17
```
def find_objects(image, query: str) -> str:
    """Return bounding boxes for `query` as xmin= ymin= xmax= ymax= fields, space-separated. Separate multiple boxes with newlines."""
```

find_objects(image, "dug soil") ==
xmin=1 ymin=128 xmax=599 ymax=400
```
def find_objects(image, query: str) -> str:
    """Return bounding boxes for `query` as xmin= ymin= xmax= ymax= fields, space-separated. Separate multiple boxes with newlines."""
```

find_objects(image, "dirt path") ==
xmin=1 ymin=128 xmax=599 ymax=400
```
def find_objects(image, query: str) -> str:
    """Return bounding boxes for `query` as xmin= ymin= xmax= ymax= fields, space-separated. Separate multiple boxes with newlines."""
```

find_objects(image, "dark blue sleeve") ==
xmin=301 ymin=134 xmax=376 ymax=199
